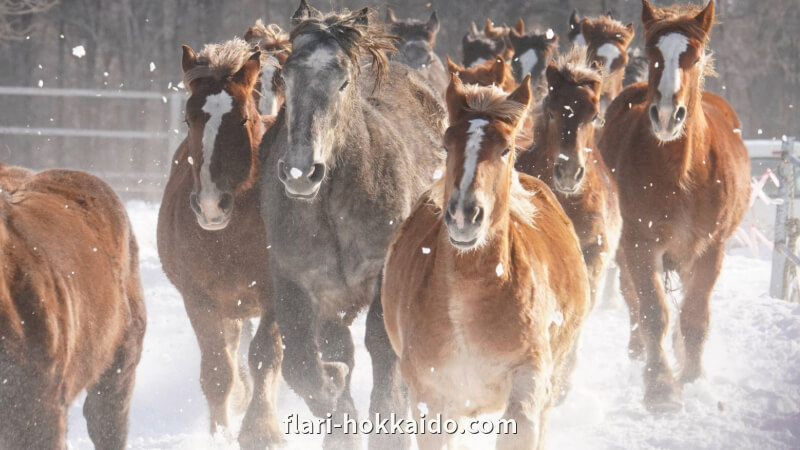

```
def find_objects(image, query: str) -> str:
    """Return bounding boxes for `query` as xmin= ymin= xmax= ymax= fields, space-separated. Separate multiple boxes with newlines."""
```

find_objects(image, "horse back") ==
xmin=0 ymin=168 xmax=143 ymax=402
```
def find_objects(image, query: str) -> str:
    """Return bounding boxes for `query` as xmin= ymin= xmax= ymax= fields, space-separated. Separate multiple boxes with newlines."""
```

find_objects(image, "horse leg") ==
xmin=623 ymin=241 xmax=681 ymax=412
xmin=319 ymin=319 xmax=360 ymax=450
xmin=408 ymin=393 xmax=449 ymax=450
xmin=496 ymin=364 xmax=549 ymax=450
xmin=365 ymin=279 xmax=410 ymax=450
xmin=678 ymin=243 xmax=724 ymax=384
xmin=582 ymin=243 xmax=606 ymax=309
xmin=239 ymin=304 xmax=284 ymax=450
xmin=230 ymin=319 xmax=254 ymax=415
xmin=617 ymin=248 xmax=644 ymax=360
xmin=83 ymin=316 xmax=145 ymax=450
xmin=273 ymin=276 xmax=348 ymax=416
xmin=184 ymin=298 xmax=237 ymax=433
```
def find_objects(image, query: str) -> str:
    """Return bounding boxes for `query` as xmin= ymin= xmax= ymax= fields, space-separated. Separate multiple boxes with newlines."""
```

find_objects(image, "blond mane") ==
xmin=183 ymin=38 xmax=255 ymax=86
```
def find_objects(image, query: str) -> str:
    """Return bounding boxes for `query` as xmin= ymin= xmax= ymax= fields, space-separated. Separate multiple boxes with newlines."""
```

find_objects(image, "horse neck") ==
xmin=600 ymin=70 xmax=624 ymax=111
xmin=331 ymin=94 xmax=371 ymax=174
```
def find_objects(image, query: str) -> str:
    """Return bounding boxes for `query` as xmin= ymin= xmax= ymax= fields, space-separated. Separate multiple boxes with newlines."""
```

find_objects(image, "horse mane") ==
xmin=290 ymin=8 xmax=396 ymax=88
xmin=246 ymin=20 xmax=291 ymax=64
xmin=183 ymin=38 xmax=255 ymax=86
xmin=581 ymin=15 xmax=634 ymax=46
xmin=643 ymin=3 xmax=715 ymax=45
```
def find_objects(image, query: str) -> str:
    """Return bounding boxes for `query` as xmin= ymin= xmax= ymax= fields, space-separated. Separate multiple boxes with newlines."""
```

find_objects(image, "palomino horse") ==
xmin=516 ymin=47 xmax=622 ymax=309
xmin=598 ymin=0 xmax=751 ymax=412
xmin=0 ymin=165 xmax=146 ymax=449
xmin=157 ymin=38 xmax=283 ymax=448
xmin=382 ymin=74 xmax=590 ymax=450
xmin=258 ymin=2 xmax=445 ymax=448
xmin=577 ymin=15 xmax=635 ymax=113
xmin=508 ymin=20 xmax=559 ymax=86
xmin=385 ymin=8 xmax=448 ymax=93
xmin=244 ymin=20 xmax=291 ymax=116
xmin=446 ymin=55 xmax=517 ymax=92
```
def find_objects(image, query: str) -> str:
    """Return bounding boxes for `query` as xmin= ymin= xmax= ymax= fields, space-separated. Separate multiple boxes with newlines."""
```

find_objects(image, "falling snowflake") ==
xmin=72 ymin=45 xmax=86 ymax=58
xmin=421 ymin=247 xmax=431 ymax=254
xmin=496 ymin=262 xmax=504 ymax=277
xmin=545 ymin=28 xmax=555 ymax=40
xmin=149 ymin=62 xmax=156 ymax=72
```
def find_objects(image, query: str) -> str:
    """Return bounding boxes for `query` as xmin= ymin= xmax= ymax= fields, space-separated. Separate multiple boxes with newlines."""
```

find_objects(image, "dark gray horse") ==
xmin=385 ymin=8 xmax=448 ymax=93
xmin=252 ymin=2 xmax=445 ymax=448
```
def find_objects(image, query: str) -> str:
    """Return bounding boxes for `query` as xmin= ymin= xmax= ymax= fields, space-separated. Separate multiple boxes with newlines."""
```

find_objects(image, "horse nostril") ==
xmin=674 ymin=106 xmax=687 ymax=123
xmin=218 ymin=192 xmax=233 ymax=213
xmin=471 ymin=206 xmax=484 ymax=225
xmin=189 ymin=192 xmax=201 ymax=215
xmin=308 ymin=163 xmax=326 ymax=183
xmin=575 ymin=166 xmax=585 ymax=181
xmin=554 ymin=163 xmax=564 ymax=179
xmin=277 ymin=160 xmax=289 ymax=181
xmin=649 ymin=105 xmax=659 ymax=124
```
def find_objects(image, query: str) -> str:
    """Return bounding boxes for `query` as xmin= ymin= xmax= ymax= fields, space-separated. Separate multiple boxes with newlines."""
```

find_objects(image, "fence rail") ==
xmin=769 ymin=137 xmax=799 ymax=301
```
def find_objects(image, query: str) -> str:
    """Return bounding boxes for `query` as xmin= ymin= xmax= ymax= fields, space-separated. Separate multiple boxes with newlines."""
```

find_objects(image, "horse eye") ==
xmin=184 ymin=119 xmax=191 ymax=129
xmin=443 ymin=146 xmax=449 ymax=153
xmin=240 ymin=117 xmax=248 ymax=126
xmin=693 ymin=58 xmax=701 ymax=66
xmin=548 ymin=111 xmax=555 ymax=121
xmin=501 ymin=148 xmax=511 ymax=157
xmin=339 ymin=80 xmax=349 ymax=91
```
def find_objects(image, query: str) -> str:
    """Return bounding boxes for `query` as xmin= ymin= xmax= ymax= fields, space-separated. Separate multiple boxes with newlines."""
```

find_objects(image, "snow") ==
xmin=71 ymin=45 xmax=86 ymax=58
xmin=63 ymin=202 xmax=800 ymax=449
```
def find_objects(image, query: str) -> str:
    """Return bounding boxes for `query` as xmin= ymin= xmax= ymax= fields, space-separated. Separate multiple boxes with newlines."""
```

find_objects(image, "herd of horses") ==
xmin=0 ymin=0 xmax=751 ymax=449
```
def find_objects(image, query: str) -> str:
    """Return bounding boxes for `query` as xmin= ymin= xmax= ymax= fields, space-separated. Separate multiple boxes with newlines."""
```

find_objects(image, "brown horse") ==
xmin=244 ymin=20 xmax=291 ymax=116
xmin=508 ymin=21 xmax=560 ymax=86
xmin=598 ymin=0 xmax=751 ymax=412
xmin=0 ymin=164 xmax=146 ymax=449
xmin=577 ymin=15 xmax=635 ymax=113
xmin=382 ymin=74 xmax=590 ymax=450
xmin=516 ymin=47 xmax=622 ymax=309
xmin=157 ymin=38 xmax=283 ymax=448
xmin=445 ymin=55 xmax=517 ymax=92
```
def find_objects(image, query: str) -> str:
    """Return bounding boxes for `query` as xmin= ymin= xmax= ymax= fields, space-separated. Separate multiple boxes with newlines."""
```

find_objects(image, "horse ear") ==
xmin=354 ymin=7 xmax=370 ymax=26
xmin=427 ymin=11 xmax=440 ymax=34
xmin=605 ymin=10 xmax=614 ymax=19
xmin=641 ymin=0 xmax=657 ymax=26
xmin=445 ymin=73 xmax=469 ymax=124
xmin=463 ymin=32 xmax=473 ymax=45
xmin=569 ymin=10 xmax=581 ymax=30
xmin=513 ymin=18 xmax=525 ymax=35
xmin=470 ymin=22 xmax=480 ymax=36
xmin=234 ymin=51 xmax=262 ymax=90
xmin=292 ymin=0 xmax=316 ymax=26
xmin=181 ymin=45 xmax=197 ymax=73
xmin=545 ymin=62 xmax=563 ymax=91
xmin=484 ymin=18 xmax=494 ymax=36
xmin=695 ymin=0 xmax=715 ymax=35
xmin=445 ymin=55 xmax=460 ymax=74
xmin=244 ymin=27 xmax=255 ymax=42
xmin=509 ymin=29 xmax=521 ymax=48
xmin=507 ymin=74 xmax=532 ymax=111
xmin=385 ymin=7 xmax=397 ymax=23
xmin=492 ymin=58 xmax=506 ymax=85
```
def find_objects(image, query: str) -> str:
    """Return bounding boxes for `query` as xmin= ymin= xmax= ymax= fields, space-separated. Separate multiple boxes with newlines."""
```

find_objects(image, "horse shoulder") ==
xmin=599 ymin=81 xmax=649 ymax=165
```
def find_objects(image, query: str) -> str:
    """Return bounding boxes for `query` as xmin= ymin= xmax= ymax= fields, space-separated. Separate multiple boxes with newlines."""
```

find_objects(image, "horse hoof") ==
xmin=238 ymin=423 xmax=286 ymax=450
xmin=644 ymin=384 xmax=683 ymax=413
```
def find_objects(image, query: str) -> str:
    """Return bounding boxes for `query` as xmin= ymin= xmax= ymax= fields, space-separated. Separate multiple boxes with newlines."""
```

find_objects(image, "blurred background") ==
xmin=0 ymin=0 xmax=798 ymax=200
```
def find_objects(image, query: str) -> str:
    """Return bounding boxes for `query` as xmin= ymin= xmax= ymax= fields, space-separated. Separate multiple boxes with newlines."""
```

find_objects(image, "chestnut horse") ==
xmin=157 ymin=38 xmax=283 ymax=448
xmin=516 ymin=47 xmax=621 ymax=309
xmin=385 ymin=8 xmax=448 ymax=93
xmin=508 ymin=20 xmax=559 ymax=86
xmin=578 ymin=15 xmax=635 ymax=113
xmin=383 ymin=75 xmax=589 ymax=449
xmin=446 ymin=55 xmax=517 ymax=92
xmin=244 ymin=20 xmax=291 ymax=116
xmin=0 ymin=165 xmax=146 ymax=449
xmin=598 ymin=0 xmax=751 ymax=412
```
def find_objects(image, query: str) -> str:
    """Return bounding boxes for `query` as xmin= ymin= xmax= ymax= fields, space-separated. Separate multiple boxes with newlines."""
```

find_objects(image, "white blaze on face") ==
xmin=469 ymin=57 xmax=487 ymax=68
xmin=574 ymin=33 xmax=586 ymax=47
xmin=198 ymin=90 xmax=233 ymax=220
xmin=656 ymin=33 xmax=689 ymax=105
xmin=517 ymin=48 xmax=538 ymax=77
xmin=259 ymin=56 xmax=279 ymax=115
xmin=454 ymin=118 xmax=489 ymax=229
xmin=303 ymin=47 xmax=335 ymax=68
xmin=596 ymin=42 xmax=621 ymax=72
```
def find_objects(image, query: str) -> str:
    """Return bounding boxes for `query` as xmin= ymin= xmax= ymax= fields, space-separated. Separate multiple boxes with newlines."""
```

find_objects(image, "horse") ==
xmin=462 ymin=20 xmax=513 ymax=68
xmin=445 ymin=55 xmax=517 ymax=92
xmin=0 ymin=165 xmax=146 ymax=449
xmin=257 ymin=2 xmax=446 ymax=448
xmin=244 ymin=20 xmax=291 ymax=116
xmin=598 ymin=0 xmax=751 ymax=412
xmin=382 ymin=74 xmax=590 ymax=450
xmin=385 ymin=8 xmax=448 ymax=93
xmin=508 ymin=20 xmax=559 ymax=86
xmin=516 ymin=47 xmax=622 ymax=310
xmin=156 ymin=38 xmax=284 ymax=448
xmin=576 ymin=15 xmax=635 ymax=113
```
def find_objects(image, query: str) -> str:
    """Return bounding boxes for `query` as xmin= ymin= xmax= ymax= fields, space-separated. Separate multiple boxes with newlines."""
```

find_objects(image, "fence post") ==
xmin=770 ymin=137 xmax=797 ymax=299
xmin=167 ymin=92 xmax=183 ymax=167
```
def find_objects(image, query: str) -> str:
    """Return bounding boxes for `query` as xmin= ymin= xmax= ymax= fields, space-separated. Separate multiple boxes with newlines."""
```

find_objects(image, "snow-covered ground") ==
xmin=66 ymin=201 xmax=800 ymax=449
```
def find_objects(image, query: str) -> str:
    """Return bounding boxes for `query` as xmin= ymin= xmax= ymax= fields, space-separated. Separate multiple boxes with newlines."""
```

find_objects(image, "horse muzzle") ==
xmin=190 ymin=190 xmax=233 ymax=231
xmin=649 ymin=102 xmax=687 ymax=142
xmin=278 ymin=159 xmax=326 ymax=200
xmin=444 ymin=196 xmax=485 ymax=251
